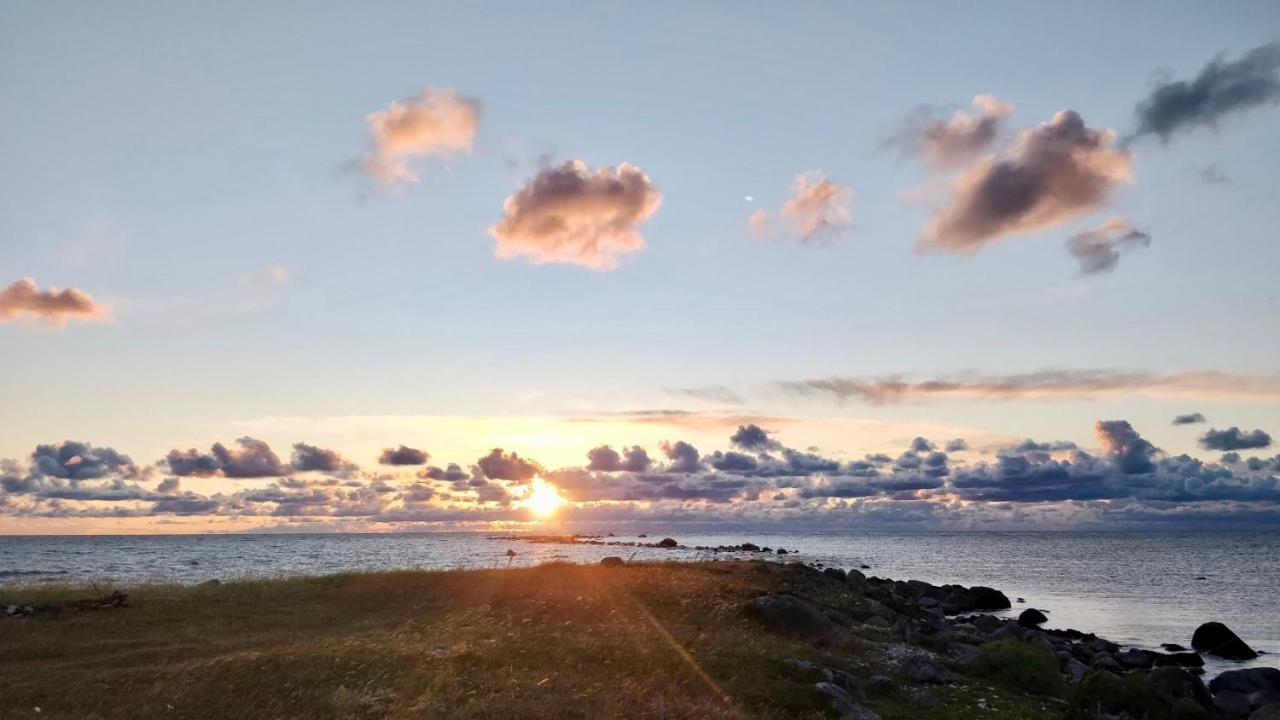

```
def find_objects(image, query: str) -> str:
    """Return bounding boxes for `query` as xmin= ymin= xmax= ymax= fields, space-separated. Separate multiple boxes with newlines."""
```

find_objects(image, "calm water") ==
xmin=2 ymin=530 xmax=1276 ymax=676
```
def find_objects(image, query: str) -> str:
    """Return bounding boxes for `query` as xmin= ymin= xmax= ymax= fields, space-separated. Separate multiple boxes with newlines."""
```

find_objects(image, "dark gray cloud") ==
xmin=1172 ymin=413 xmax=1207 ymax=426
xmin=417 ymin=463 xmax=468 ymax=482
xmin=164 ymin=437 xmax=289 ymax=478
xmin=30 ymin=441 xmax=135 ymax=480
xmin=945 ymin=439 xmax=969 ymax=452
xmin=919 ymin=110 xmax=1131 ymax=253
xmin=476 ymin=448 xmax=542 ymax=481
xmin=1066 ymin=218 xmax=1151 ymax=275
xmin=1095 ymin=420 xmax=1157 ymax=475
xmin=378 ymin=445 xmax=429 ymax=466
xmin=291 ymin=443 xmax=357 ymax=475
xmin=708 ymin=451 xmax=759 ymax=472
xmin=660 ymin=440 xmax=704 ymax=474
xmin=586 ymin=445 xmax=652 ymax=473
xmin=1200 ymin=427 xmax=1273 ymax=451
xmin=1129 ymin=42 xmax=1280 ymax=143
xmin=730 ymin=423 xmax=782 ymax=451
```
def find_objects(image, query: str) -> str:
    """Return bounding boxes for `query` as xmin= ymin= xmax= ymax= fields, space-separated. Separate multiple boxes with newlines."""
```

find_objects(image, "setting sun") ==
xmin=522 ymin=478 xmax=565 ymax=518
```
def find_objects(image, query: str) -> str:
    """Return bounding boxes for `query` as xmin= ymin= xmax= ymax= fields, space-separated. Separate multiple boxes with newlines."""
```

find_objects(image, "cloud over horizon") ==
xmin=360 ymin=87 xmax=482 ymax=184
xmin=918 ymin=110 xmax=1132 ymax=254
xmin=489 ymin=160 xmax=662 ymax=270
xmin=1 ymin=278 xmax=109 ymax=328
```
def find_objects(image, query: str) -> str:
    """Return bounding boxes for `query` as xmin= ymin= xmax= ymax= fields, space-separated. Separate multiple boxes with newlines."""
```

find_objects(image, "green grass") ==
xmin=0 ymin=562 xmax=1065 ymax=720
xmin=974 ymin=638 xmax=1070 ymax=699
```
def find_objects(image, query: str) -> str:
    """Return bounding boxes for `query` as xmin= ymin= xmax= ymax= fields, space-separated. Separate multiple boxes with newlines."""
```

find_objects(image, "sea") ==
xmin=2 ymin=530 xmax=1276 ymax=676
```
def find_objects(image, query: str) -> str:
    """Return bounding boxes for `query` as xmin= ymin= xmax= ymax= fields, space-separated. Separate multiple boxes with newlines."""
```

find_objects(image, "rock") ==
xmin=866 ymin=675 xmax=896 ymax=694
xmin=740 ymin=542 xmax=760 ymax=552
xmin=815 ymin=682 xmax=858 ymax=715
xmin=902 ymin=656 xmax=950 ymax=685
xmin=1091 ymin=653 xmax=1123 ymax=674
xmin=743 ymin=595 xmax=834 ymax=637
xmin=776 ymin=548 xmax=789 ymax=555
xmin=822 ymin=567 xmax=847 ymax=582
xmin=1089 ymin=637 xmax=1121 ymax=655
xmin=1147 ymin=666 xmax=1215 ymax=712
xmin=1215 ymin=690 xmax=1253 ymax=717
xmin=655 ymin=537 xmax=678 ymax=548
xmin=1018 ymin=608 xmax=1049 ymax=627
xmin=1117 ymin=648 xmax=1157 ymax=669
xmin=600 ymin=556 xmax=625 ymax=567
xmin=859 ymin=564 xmax=871 ymax=569
xmin=863 ymin=616 xmax=891 ymax=630
xmin=1251 ymin=704 xmax=1280 ymax=720
xmin=843 ymin=705 xmax=882 ymax=720
xmin=1164 ymin=643 xmax=1190 ymax=652
xmin=1209 ymin=668 xmax=1280 ymax=698
xmin=1153 ymin=652 xmax=1204 ymax=668
xmin=1065 ymin=659 xmax=1088 ymax=684
xmin=1192 ymin=621 xmax=1258 ymax=661
xmin=968 ymin=586 xmax=1012 ymax=611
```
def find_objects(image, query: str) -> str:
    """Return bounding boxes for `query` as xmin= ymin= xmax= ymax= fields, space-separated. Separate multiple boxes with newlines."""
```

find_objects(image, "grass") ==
xmin=0 ymin=562 xmax=1066 ymax=720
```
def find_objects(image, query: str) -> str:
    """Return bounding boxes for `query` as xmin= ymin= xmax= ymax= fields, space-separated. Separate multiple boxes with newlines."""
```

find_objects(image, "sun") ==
xmin=522 ymin=478 xmax=565 ymax=518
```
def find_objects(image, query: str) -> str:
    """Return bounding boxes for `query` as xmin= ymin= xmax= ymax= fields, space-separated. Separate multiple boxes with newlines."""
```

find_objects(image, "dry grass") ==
xmin=0 ymin=562 xmax=1063 ymax=720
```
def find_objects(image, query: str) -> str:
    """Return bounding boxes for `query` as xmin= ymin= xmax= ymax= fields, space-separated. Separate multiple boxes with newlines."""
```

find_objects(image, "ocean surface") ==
xmin=2 ymin=530 xmax=1276 ymax=676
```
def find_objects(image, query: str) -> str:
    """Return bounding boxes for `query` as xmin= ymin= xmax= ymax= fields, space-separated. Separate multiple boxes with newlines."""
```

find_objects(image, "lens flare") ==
xmin=523 ymin=478 xmax=564 ymax=518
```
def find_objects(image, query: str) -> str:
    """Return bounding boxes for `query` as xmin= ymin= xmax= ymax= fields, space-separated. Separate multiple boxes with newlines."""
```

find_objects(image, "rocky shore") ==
xmin=731 ymin=559 xmax=1277 ymax=719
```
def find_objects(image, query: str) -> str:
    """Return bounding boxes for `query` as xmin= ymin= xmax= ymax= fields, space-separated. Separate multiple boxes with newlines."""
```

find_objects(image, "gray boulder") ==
xmin=1018 ymin=608 xmax=1049 ymax=627
xmin=1215 ymin=690 xmax=1253 ymax=717
xmin=1193 ymin=621 xmax=1258 ymax=661
xmin=903 ymin=656 xmax=950 ymax=685
xmin=744 ymin=594 xmax=834 ymax=637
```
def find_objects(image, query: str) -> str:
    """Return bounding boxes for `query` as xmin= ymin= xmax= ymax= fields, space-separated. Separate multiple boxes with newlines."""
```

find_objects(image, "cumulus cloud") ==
xmin=378 ymin=445 xmax=429 ymax=466
xmin=476 ymin=449 xmax=542 ymax=481
xmin=919 ymin=110 xmax=1131 ymax=253
xmin=163 ymin=437 xmax=289 ymax=478
xmin=1173 ymin=413 xmax=1207 ymax=426
xmin=749 ymin=171 xmax=852 ymax=242
xmin=1129 ymin=42 xmax=1280 ymax=143
xmin=489 ymin=160 xmax=662 ymax=270
xmin=730 ymin=424 xmax=782 ymax=451
xmin=30 ymin=441 xmax=135 ymax=480
xmin=892 ymin=94 xmax=1014 ymax=169
xmin=1096 ymin=420 xmax=1157 ymax=475
xmin=0 ymin=277 xmax=109 ymax=328
xmin=1200 ymin=427 xmax=1273 ymax=451
xmin=945 ymin=439 xmax=970 ymax=452
xmin=586 ymin=445 xmax=652 ymax=473
xmin=1066 ymin=217 xmax=1151 ymax=275
xmin=660 ymin=440 xmax=705 ymax=474
xmin=360 ymin=87 xmax=481 ymax=184
xmin=777 ymin=369 xmax=1280 ymax=405
xmin=291 ymin=443 xmax=358 ymax=475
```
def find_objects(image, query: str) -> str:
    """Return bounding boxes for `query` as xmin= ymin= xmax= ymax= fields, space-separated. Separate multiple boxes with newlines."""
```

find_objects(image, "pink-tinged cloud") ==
xmin=360 ymin=87 xmax=482 ymax=184
xmin=919 ymin=110 xmax=1132 ymax=253
xmin=0 ymin=277 xmax=109 ymax=328
xmin=750 ymin=171 xmax=853 ymax=242
xmin=912 ymin=94 xmax=1014 ymax=170
xmin=489 ymin=160 xmax=662 ymax=270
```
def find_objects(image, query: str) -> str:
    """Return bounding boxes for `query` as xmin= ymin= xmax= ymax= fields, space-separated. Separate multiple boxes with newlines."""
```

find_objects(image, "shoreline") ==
xmin=2 ymin=559 xmax=1276 ymax=719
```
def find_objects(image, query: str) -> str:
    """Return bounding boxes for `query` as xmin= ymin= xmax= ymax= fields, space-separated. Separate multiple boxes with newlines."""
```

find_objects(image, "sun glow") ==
xmin=522 ymin=478 xmax=565 ymax=518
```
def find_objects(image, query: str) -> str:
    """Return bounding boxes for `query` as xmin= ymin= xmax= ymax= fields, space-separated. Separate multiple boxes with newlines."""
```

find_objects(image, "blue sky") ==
xmin=1 ymin=2 xmax=1277 ymax=531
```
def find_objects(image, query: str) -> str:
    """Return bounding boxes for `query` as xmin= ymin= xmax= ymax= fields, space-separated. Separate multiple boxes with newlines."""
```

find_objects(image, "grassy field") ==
xmin=0 ymin=562 xmax=1065 ymax=720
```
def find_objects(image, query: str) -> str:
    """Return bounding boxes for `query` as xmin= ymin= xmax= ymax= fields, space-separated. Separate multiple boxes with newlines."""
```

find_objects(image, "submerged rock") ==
xmin=1192 ymin=621 xmax=1258 ymax=661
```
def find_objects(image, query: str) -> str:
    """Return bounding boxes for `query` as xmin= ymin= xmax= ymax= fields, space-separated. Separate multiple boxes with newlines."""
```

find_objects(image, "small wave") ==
xmin=0 ymin=569 xmax=70 ymax=577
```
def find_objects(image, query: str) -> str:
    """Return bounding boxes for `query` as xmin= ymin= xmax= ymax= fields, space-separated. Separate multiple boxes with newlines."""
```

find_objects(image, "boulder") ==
xmin=1251 ymin=704 xmax=1280 ymax=720
xmin=1164 ymin=643 xmax=1190 ymax=652
xmin=822 ymin=567 xmax=847 ymax=582
xmin=903 ymin=656 xmax=950 ymax=685
xmin=866 ymin=675 xmax=897 ymax=694
xmin=1153 ymin=652 xmax=1204 ymax=668
xmin=655 ymin=537 xmax=679 ymax=548
xmin=1065 ymin=659 xmax=1088 ymax=684
xmin=968 ymin=586 xmax=1012 ymax=611
xmin=1215 ymin=690 xmax=1253 ymax=717
xmin=1117 ymin=648 xmax=1157 ymax=669
xmin=1018 ymin=608 xmax=1049 ymax=627
xmin=1146 ymin=666 xmax=1215 ymax=711
xmin=599 ymin=556 xmax=625 ymax=567
xmin=815 ymin=682 xmax=859 ymax=715
xmin=1209 ymin=668 xmax=1280 ymax=697
xmin=743 ymin=595 xmax=833 ymax=637
xmin=739 ymin=542 xmax=760 ymax=552
xmin=1192 ymin=621 xmax=1258 ymax=661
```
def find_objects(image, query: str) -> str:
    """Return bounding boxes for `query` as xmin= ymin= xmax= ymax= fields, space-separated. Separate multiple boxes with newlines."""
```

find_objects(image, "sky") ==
xmin=1 ymin=1 xmax=1278 ymax=534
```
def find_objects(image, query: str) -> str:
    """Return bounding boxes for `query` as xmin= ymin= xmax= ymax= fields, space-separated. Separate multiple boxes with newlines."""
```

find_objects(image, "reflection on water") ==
xmin=1 ymin=530 xmax=1275 ymax=676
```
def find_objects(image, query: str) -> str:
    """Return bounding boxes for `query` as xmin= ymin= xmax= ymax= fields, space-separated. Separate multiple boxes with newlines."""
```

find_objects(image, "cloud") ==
xmin=476 ymin=448 xmax=542 ymax=481
xmin=0 ymin=277 xmax=109 ymax=328
xmin=290 ymin=443 xmax=358 ymax=475
xmin=1129 ymin=42 xmax=1280 ymax=143
xmin=359 ymin=87 xmax=481 ymax=184
xmin=418 ymin=463 xmax=468 ymax=482
xmin=586 ymin=445 xmax=652 ymax=473
xmin=730 ymin=424 xmax=782 ymax=451
xmin=378 ymin=445 xmax=430 ymax=466
xmin=919 ymin=110 xmax=1131 ymax=253
xmin=749 ymin=172 xmax=852 ymax=242
xmin=945 ymin=439 xmax=969 ymax=452
xmin=1095 ymin=420 xmax=1158 ymax=475
xmin=489 ymin=160 xmax=662 ymax=270
xmin=892 ymin=94 xmax=1014 ymax=170
xmin=660 ymin=440 xmax=704 ymax=474
xmin=1198 ymin=165 xmax=1231 ymax=185
xmin=30 ymin=441 xmax=135 ymax=480
xmin=1065 ymin=217 xmax=1151 ymax=275
xmin=1173 ymin=413 xmax=1207 ymax=426
xmin=665 ymin=385 xmax=744 ymax=405
xmin=164 ymin=437 xmax=290 ymax=478
xmin=776 ymin=369 xmax=1280 ymax=405
xmin=1200 ymin=427 xmax=1273 ymax=451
